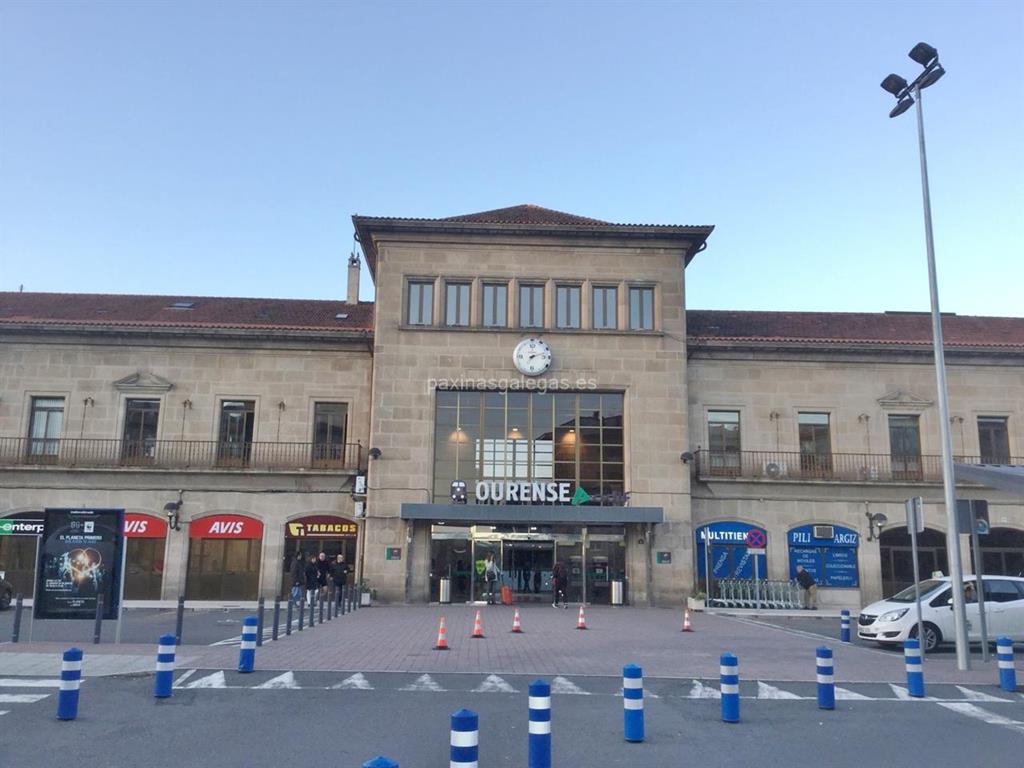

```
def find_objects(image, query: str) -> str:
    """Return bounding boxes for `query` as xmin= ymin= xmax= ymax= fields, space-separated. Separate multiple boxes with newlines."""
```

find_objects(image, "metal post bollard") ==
xmin=238 ymin=616 xmax=258 ymax=673
xmin=997 ymin=636 xmax=1017 ymax=692
xmin=319 ymin=591 xmax=325 ymax=624
xmin=327 ymin=587 xmax=334 ymax=621
xmin=450 ymin=708 xmax=479 ymax=768
xmin=816 ymin=646 xmax=835 ymax=710
xmin=257 ymin=597 xmax=265 ymax=647
xmin=720 ymin=652 xmax=740 ymax=723
xmin=528 ymin=679 xmax=551 ymax=768
xmin=623 ymin=664 xmax=644 ymax=742
xmin=840 ymin=609 xmax=851 ymax=644
xmin=154 ymin=634 xmax=176 ymax=699
xmin=57 ymin=647 xmax=83 ymax=720
xmin=904 ymin=638 xmax=925 ymax=697
xmin=363 ymin=759 xmax=398 ymax=768
xmin=309 ymin=592 xmax=316 ymax=627
xmin=272 ymin=595 xmax=281 ymax=641
xmin=175 ymin=596 xmax=185 ymax=646
xmin=298 ymin=595 xmax=305 ymax=631
xmin=286 ymin=597 xmax=294 ymax=635
xmin=93 ymin=594 xmax=104 ymax=644
xmin=12 ymin=593 xmax=23 ymax=643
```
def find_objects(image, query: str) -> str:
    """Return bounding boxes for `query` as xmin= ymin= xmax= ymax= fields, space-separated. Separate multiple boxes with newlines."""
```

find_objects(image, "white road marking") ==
xmin=184 ymin=671 xmax=227 ymax=689
xmin=253 ymin=672 xmax=300 ymax=690
xmin=834 ymin=687 xmax=873 ymax=701
xmin=0 ymin=711 xmax=8 ymax=716
xmin=331 ymin=673 xmax=373 ymax=690
xmin=0 ymin=679 xmax=61 ymax=688
xmin=955 ymin=686 xmax=1010 ymax=702
xmin=757 ymin=682 xmax=806 ymax=700
xmin=0 ymin=694 xmax=49 ymax=704
xmin=173 ymin=670 xmax=196 ymax=688
xmin=399 ymin=674 xmax=445 ymax=692
xmin=551 ymin=676 xmax=589 ymax=695
xmin=938 ymin=702 xmax=1024 ymax=735
xmin=688 ymin=680 xmax=721 ymax=699
xmin=473 ymin=675 xmax=517 ymax=693
xmin=889 ymin=684 xmax=929 ymax=701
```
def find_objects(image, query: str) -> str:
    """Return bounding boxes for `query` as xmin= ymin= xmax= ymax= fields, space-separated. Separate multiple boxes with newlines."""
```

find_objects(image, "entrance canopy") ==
xmin=401 ymin=503 xmax=663 ymax=525
xmin=955 ymin=464 xmax=1024 ymax=496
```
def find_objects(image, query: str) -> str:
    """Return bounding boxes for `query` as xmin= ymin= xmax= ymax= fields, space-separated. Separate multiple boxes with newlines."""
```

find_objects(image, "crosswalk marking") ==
xmin=551 ymin=677 xmax=589 ymax=695
xmin=253 ymin=672 xmax=300 ymax=690
xmin=400 ymin=674 xmax=445 ymax=692
xmin=889 ymin=684 xmax=930 ymax=701
xmin=473 ymin=675 xmax=517 ymax=693
xmin=0 ymin=711 xmax=8 ymax=716
xmin=955 ymin=686 xmax=1010 ymax=703
xmin=0 ymin=694 xmax=50 ymax=704
xmin=834 ymin=687 xmax=872 ymax=701
xmin=757 ymin=682 xmax=806 ymax=700
xmin=688 ymin=680 xmax=721 ymax=699
xmin=184 ymin=671 xmax=227 ymax=689
xmin=0 ymin=679 xmax=61 ymax=688
xmin=938 ymin=702 xmax=1024 ymax=735
xmin=173 ymin=670 xmax=196 ymax=687
xmin=331 ymin=673 xmax=373 ymax=690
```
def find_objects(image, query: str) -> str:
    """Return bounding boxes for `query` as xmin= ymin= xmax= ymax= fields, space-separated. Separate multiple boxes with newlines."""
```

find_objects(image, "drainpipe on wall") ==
xmin=645 ymin=522 xmax=655 ymax=607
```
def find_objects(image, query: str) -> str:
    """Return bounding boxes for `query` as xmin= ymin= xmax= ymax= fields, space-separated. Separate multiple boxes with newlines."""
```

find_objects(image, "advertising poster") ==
xmin=34 ymin=508 xmax=125 ymax=620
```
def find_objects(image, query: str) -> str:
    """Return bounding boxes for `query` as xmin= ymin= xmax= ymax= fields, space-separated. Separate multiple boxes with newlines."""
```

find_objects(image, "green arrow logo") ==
xmin=570 ymin=487 xmax=591 ymax=506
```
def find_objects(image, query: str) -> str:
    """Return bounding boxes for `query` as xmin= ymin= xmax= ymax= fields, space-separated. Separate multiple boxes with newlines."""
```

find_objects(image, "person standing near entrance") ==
xmin=289 ymin=551 xmax=306 ymax=605
xmin=316 ymin=551 xmax=330 ymax=599
xmin=304 ymin=554 xmax=320 ymax=607
xmin=483 ymin=551 xmax=499 ymax=605
xmin=330 ymin=554 xmax=349 ymax=604
xmin=796 ymin=565 xmax=817 ymax=610
xmin=551 ymin=560 xmax=568 ymax=609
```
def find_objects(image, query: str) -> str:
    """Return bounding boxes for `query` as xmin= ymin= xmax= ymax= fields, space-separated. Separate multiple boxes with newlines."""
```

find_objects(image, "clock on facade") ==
xmin=513 ymin=337 xmax=552 ymax=376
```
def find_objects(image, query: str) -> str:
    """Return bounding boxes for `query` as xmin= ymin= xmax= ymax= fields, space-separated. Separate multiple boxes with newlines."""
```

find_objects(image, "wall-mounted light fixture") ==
xmin=865 ymin=510 xmax=889 ymax=542
xmin=680 ymin=451 xmax=695 ymax=464
xmin=368 ymin=447 xmax=382 ymax=460
xmin=164 ymin=490 xmax=184 ymax=531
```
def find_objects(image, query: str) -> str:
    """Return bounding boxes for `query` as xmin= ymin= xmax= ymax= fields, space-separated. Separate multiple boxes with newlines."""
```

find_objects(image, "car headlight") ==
xmin=879 ymin=608 xmax=909 ymax=622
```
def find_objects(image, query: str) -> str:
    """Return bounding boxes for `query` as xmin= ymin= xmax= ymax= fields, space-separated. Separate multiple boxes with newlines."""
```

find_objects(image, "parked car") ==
xmin=858 ymin=575 xmax=1024 ymax=651
xmin=0 ymin=568 xmax=13 ymax=610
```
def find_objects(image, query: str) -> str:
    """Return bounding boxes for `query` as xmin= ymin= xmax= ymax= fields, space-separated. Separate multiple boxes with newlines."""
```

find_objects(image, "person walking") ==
xmin=304 ymin=554 xmax=320 ymax=607
xmin=289 ymin=551 xmax=305 ymax=605
xmin=551 ymin=560 xmax=568 ymax=608
xmin=330 ymin=554 xmax=349 ymax=605
xmin=483 ymin=551 xmax=499 ymax=605
xmin=795 ymin=565 xmax=817 ymax=610
xmin=316 ymin=551 xmax=330 ymax=599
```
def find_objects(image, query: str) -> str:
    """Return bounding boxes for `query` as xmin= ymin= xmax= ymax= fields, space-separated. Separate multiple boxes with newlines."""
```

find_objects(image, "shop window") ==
xmin=787 ymin=524 xmax=859 ymax=588
xmin=445 ymin=281 xmax=471 ymax=327
xmin=695 ymin=522 xmax=768 ymax=590
xmin=978 ymin=417 xmax=1010 ymax=464
xmin=0 ymin=513 xmax=43 ymax=597
xmin=407 ymin=280 xmax=434 ymax=326
xmin=27 ymin=397 xmax=64 ymax=459
xmin=217 ymin=400 xmax=255 ymax=465
xmin=628 ymin=286 xmax=654 ymax=331
xmin=707 ymin=410 xmax=741 ymax=475
xmin=555 ymin=284 xmax=580 ymax=329
xmin=482 ymin=282 xmax=508 ymax=327
xmin=889 ymin=414 xmax=922 ymax=481
xmin=122 ymin=399 xmax=160 ymax=463
xmin=592 ymin=285 xmax=617 ymax=330
xmin=798 ymin=412 xmax=832 ymax=477
xmin=519 ymin=283 xmax=544 ymax=328
xmin=312 ymin=402 xmax=348 ymax=467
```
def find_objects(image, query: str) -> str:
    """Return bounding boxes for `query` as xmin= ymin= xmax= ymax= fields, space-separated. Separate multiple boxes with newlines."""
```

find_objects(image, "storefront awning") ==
xmin=400 ymin=503 xmax=664 ymax=525
xmin=954 ymin=464 xmax=1024 ymax=496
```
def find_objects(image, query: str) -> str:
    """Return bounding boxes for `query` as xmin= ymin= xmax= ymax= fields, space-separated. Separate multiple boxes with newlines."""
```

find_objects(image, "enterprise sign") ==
xmin=475 ymin=481 xmax=572 ymax=503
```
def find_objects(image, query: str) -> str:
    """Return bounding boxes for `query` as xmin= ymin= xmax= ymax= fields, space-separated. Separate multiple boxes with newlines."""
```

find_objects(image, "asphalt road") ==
xmin=2 ymin=672 xmax=1022 ymax=767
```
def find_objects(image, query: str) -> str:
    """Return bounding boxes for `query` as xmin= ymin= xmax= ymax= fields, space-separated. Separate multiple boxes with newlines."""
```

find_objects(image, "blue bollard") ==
xmin=997 ymin=636 xmax=1017 ymax=692
xmin=363 ymin=759 xmax=398 ymax=768
xmin=904 ymin=638 xmax=924 ymax=697
xmin=840 ymin=609 xmax=851 ymax=644
xmin=528 ymin=679 xmax=551 ymax=768
xmin=623 ymin=663 xmax=644 ymax=742
xmin=816 ymin=646 xmax=835 ymax=710
xmin=450 ymin=708 xmax=479 ymax=768
xmin=57 ymin=647 xmax=83 ymax=721
xmin=238 ymin=616 xmax=258 ymax=673
xmin=720 ymin=652 xmax=740 ymax=723
xmin=154 ymin=633 xmax=176 ymax=699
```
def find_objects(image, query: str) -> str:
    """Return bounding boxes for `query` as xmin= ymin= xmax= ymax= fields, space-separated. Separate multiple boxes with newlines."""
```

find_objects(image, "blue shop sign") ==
xmin=787 ymin=524 xmax=859 ymax=588
xmin=696 ymin=522 xmax=767 ymax=580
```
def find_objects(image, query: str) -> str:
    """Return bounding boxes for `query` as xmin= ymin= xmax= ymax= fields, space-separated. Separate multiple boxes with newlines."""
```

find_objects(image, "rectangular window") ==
xmin=312 ymin=402 xmax=348 ymax=467
xmin=407 ymin=280 xmax=434 ymax=326
xmin=122 ymin=399 xmax=160 ymax=463
xmin=556 ymin=284 xmax=581 ymax=329
xmin=629 ymin=286 xmax=654 ymax=331
xmin=444 ymin=281 xmax=470 ymax=327
xmin=889 ymin=414 xmax=922 ymax=481
xmin=519 ymin=283 xmax=544 ymax=328
xmin=978 ymin=417 xmax=1011 ymax=464
xmin=482 ymin=282 xmax=508 ymax=328
xmin=592 ymin=285 xmax=618 ymax=330
xmin=218 ymin=400 xmax=255 ymax=465
xmin=27 ymin=397 xmax=64 ymax=458
xmin=707 ymin=410 xmax=741 ymax=475
xmin=798 ymin=412 xmax=832 ymax=477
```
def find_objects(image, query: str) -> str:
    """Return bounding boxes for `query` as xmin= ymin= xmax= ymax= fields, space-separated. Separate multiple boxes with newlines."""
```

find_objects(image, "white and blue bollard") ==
xmin=623 ymin=664 xmax=644 ymax=742
xmin=720 ymin=652 xmax=740 ymax=723
xmin=57 ymin=647 xmax=83 ymax=721
xmin=450 ymin=708 xmax=479 ymax=768
xmin=816 ymin=646 xmax=835 ymax=710
xmin=997 ymin=636 xmax=1017 ymax=692
xmin=154 ymin=633 xmax=176 ymax=698
xmin=840 ymin=610 xmax=851 ymax=644
xmin=904 ymin=638 xmax=925 ymax=697
xmin=528 ymin=679 xmax=552 ymax=768
xmin=363 ymin=758 xmax=398 ymax=768
xmin=238 ymin=615 xmax=258 ymax=673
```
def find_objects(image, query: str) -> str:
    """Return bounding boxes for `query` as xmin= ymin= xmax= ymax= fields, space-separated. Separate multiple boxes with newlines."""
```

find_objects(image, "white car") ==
xmin=858 ymin=575 xmax=1024 ymax=652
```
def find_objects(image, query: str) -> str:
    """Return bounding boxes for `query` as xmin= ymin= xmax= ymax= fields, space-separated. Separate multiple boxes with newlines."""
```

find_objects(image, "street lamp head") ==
xmin=880 ymin=73 xmax=909 ymax=97
xmin=919 ymin=64 xmax=946 ymax=90
xmin=889 ymin=96 xmax=914 ymax=118
xmin=909 ymin=42 xmax=938 ymax=67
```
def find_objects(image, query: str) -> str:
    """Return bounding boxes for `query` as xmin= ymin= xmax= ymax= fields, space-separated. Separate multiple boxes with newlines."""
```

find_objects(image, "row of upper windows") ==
xmin=405 ymin=277 xmax=656 ymax=331
xmin=706 ymin=410 xmax=1014 ymax=463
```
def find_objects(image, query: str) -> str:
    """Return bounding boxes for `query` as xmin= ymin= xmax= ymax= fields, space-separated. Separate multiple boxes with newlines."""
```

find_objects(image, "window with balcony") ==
xmin=798 ymin=412 xmax=832 ymax=477
xmin=708 ymin=410 xmax=741 ymax=475
xmin=218 ymin=400 xmax=255 ymax=465
xmin=889 ymin=414 xmax=922 ymax=481
xmin=27 ymin=397 xmax=64 ymax=460
xmin=407 ymin=280 xmax=434 ymax=326
xmin=122 ymin=399 xmax=160 ymax=464
xmin=482 ymin=282 xmax=508 ymax=328
xmin=556 ymin=284 xmax=580 ymax=329
xmin=312 ymin=402 xmax=348 ymax=467
xmin=519 ymin=283 xmax=544 ymax=328
xmin=978 ymin=417 xmax=1011 ymax=464
xmin=592 ymin=285 xmax=618 ymax=330
xmin=445 ymin=281 xmax=470 ymax=327
xmin=629 ymin=286 xmax=654 ymax=331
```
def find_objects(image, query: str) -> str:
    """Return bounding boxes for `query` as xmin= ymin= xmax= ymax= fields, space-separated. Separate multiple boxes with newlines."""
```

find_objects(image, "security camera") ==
xmin=368 ymin=447 xmax=382 ymax=460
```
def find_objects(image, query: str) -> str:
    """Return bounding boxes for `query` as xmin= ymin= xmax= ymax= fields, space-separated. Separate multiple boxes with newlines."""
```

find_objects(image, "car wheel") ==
xmin=0 ymin=590 xmax=11 ymax=611
xmin=911 ymin=622 xmax=941 ymax=652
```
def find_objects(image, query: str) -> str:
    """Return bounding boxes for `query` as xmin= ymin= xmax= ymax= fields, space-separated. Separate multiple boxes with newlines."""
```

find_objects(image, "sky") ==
xmin=1 ymin=1 xmax=1021 ymax=316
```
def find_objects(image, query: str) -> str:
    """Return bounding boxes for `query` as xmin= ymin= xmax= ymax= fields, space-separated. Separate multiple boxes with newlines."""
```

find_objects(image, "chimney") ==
xmin=346 ymin=252 xmax=360 ymax=304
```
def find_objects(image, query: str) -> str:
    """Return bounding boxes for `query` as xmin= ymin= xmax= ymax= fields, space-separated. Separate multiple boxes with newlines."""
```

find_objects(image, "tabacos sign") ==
xmin=287 ymin=516 xmax=358 ymax=538
xmin=189 ymin=515 xmax=263 ymax=539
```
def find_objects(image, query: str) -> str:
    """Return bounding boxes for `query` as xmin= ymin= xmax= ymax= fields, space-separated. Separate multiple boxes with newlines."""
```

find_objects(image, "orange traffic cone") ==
xmin=576 ymin=605 xmax=588 ymax=630
xmin=682 ymin=609 xmax=693 ymax=632
xmin=434 ymin=616 xmax=450 ymax=650
xmin=471 ymin=609 xmax=485 ymax=639
xmin=511 ymin=608 xmax=523 ymax=633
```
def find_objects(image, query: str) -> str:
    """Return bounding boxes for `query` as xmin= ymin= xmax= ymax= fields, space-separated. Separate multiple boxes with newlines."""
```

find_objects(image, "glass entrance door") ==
xmin=429 ymin=529 xmax=472 ymax=603
xmin=501 ymin=540 xmax=553 ymax=603
xmin=556 ymin=540 xmax=584 ymax=604
xmin=586 ymin=539 xmax=626 ymax=605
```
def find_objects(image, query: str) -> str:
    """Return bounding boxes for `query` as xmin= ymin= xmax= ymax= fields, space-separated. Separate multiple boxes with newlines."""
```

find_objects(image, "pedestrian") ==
xmin=316 ymin=551 xmax=330 ymax=598
xmin=551 ymin=560 xmax=568 ymax=608
xmin=304 ymin=554 xmax=320 ymax=607
xmin=289 ymin=551 xmax=305 ymax=605
xmin=330 ymin=554 xmax=349 ymax=604
xmin=483 ymin=551 xmax=499 ymax=605
xmin=795 ymin=565 xmax=817 ymax=610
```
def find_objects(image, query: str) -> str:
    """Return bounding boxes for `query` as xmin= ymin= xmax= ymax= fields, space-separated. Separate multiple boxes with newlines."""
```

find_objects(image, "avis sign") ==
xmin=189 ymin=515 xmax=263 ymax=539
xmin=124 ymin=514 xmax=167 ymax=539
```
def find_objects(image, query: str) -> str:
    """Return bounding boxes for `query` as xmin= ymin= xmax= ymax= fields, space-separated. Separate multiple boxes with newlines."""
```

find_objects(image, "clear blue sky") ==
xmin=1 ymin=1 xmax=1021 ymax=315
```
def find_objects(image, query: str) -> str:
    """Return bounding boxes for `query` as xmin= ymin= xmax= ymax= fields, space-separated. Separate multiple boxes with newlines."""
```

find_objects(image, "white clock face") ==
xmin=513 ymin=337 xmax=552 ymax=376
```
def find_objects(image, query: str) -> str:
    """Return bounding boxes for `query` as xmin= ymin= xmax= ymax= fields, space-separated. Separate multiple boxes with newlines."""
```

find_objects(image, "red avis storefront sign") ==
xmin=189 ymin=514 xmax=263 ymax=539
xmin=124 ymin=513 xmax=168 ymax=539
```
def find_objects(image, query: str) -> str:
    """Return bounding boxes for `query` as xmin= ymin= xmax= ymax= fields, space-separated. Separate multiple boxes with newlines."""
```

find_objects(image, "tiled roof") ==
xmin=439 ymin=204 xmax=612 ymax=226
xmin=687 ymin=310 xmax=1024 ymax=349
xmin=0 ymin=292 xmax=374 ymax=334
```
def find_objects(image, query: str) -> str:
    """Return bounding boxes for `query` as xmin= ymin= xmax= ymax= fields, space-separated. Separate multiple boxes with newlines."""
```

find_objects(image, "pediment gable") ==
xmin=877 ymin=389 xmax=933 ymax=410
xmin=113 ymin=371 xmax=174 ymax=393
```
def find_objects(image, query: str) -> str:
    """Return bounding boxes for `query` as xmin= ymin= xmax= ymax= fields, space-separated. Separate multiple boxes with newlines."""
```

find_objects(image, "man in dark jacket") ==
xmin=330 ymin=554 xmax=349 ymax=605
xmin=316 ymin=551 xmax=330 ymax=599
xmin=304 ymin=555 xmax=320 ymax=607
xmin=551 ymin=561 xmax=568 ymax=609
xmin=796 ymin=565 xmax=817 ymax=610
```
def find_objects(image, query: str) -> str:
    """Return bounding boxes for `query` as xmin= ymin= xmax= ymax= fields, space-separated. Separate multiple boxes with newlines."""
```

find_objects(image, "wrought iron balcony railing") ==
xmin=694 ymin=449 xmax=1020 ymax=484
xmin=1 ymin=437 xmax=363 ymax=472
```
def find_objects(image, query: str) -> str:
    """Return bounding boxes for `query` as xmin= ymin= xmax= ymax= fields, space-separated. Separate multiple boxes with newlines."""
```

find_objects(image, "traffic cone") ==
xmin=682 ymin=609 xmax=693 ymax=632
xmin=471 ymin=609 xmax=485 ymax=639
xmin=511 ymin=608 xmax=523 ymax=633
xmin=434 ymin=617 xmax=450 ymax=650
xmin=576 ymin=605 xmax=588 ymax=630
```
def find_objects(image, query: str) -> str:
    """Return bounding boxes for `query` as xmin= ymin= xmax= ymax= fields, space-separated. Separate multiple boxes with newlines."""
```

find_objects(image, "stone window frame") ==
xmin=404 ymin=276 xmax=437 ymax=327
xmin=591 ymin=283 xmax=619 ymax=330
xmin=518 ymin=280 xmax=546 ymax=329
xmin=554 ymin=282 xmax=582 ymax=330
xmin=23 ymin=390 xmax=70 ymax=456
xmin=627 ymin=283 xmax=657 ymax=331
xmin=480 ymin=280 xmax=509 ymax=328
xmin=975 ymin=412 xmax=1013 ymax=463
xmin=444 ymin=279 xmax=472 ymax=328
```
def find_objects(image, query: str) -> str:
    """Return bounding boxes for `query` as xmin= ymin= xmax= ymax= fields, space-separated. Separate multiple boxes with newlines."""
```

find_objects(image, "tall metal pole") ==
xmin=914 ymin=85 xmax=969 ymax=671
